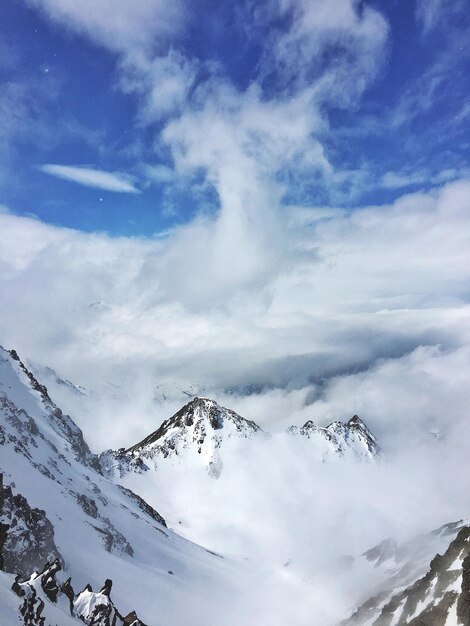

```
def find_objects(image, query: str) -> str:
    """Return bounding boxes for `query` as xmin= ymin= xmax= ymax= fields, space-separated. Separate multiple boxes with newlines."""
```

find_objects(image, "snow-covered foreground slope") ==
xmin=0 ymin=347 xmax=259 ymax=625
xmin=4 ymin=345 xmax=470 ymax=625
xmin=3 ymin=345 xmax=396 ymax=625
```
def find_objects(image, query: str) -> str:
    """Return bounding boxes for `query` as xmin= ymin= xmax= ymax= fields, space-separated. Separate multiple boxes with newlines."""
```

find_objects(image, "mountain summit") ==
xmin=127 ymin=397 xmax=264 ymax=456
xmin=100 ymin=397 xmax=266 ymax=480
xmin=287 ymin=414 xmax=380 ymax=459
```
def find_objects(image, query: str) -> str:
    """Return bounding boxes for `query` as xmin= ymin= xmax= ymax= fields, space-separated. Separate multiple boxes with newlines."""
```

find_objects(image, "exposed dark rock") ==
xmin=90 ymin=517 xmax=134 ymax=557
xmin=344 ymin=525 xmax=470 ymax=625
xmin=76 ymin=493 xmax=99 ymax=518
xmin=100 ymin=578 xmax=113 ymax=596
xmin=61 ymin=576 xmax=75 ymax=614
xmin=117 ymin=485 xmax=167 ymax=528
xmin=0 ymin=475 xmax=63 ymax=577
xmin=457 ymin=552 xmax=470 ymax=626
xmin=363 ymin=538 xmax=398 ymax=567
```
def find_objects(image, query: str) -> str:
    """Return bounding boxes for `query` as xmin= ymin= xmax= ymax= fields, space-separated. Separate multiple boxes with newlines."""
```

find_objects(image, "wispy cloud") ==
xmin=38 ymin=164 xmax=140 ymax=193
xmin=25 ymin=0 xmax=185 ymax=53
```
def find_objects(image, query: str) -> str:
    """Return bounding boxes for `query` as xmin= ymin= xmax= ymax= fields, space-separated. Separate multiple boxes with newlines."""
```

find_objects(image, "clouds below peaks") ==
xmin=1 ymin=178 xmax=470 ymax=447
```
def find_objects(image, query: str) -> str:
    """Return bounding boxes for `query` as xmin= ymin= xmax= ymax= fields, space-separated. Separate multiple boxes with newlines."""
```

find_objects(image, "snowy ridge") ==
xmin=287 ymin=415 xmax=380 ymax=459
xmin=344 ymin=521 xmax=470 ymax=625
xmin=0 ymin=346 xmax=251 ymax=626
xmin=5 ymin=349 xmax=99 ymax=472
xmin=100 ymin=400 xmax=380 ymax=484
xmin=100 ymin=397 xmax=267 ymax=479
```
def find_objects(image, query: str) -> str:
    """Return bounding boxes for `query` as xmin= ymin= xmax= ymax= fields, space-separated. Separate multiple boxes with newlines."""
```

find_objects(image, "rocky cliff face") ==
xmin=0 ymin=473 xmax=63 ymax=577
xmin=344 ymin=522 xmax=470 ymax=625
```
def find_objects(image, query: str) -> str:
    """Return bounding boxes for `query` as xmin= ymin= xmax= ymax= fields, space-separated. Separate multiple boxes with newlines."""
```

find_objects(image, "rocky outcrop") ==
xmin=344 ymin=525 xmax=470 ymax=625
xmin=10 ymin=559 xmax=148 ymax=626
xmin=0 ymin=474 xmax=63 ymax=577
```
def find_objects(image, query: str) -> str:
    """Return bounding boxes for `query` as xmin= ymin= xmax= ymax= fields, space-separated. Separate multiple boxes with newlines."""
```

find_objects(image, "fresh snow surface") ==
xmin=1 ymin=346 xmax=386 ymax=626
xmin=99 ymin=397 xmax=381 ymax=564
xmin=0 ymin=348 xmax=255 ymax=625
xmin=3 ymin=346 xmax=468 ymax=626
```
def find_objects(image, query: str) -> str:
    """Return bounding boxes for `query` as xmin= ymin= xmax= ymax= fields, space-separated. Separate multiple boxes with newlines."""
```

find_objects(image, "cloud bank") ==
xmin=0 ymin=177 xmax=469 ymax=449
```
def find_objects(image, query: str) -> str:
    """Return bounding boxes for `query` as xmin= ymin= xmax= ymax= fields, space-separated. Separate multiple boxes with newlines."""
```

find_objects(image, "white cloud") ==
xmin=415 ymin=0 xmax=468 ymax=35
xmin=0 ymin=178 xmax=469 ymax=447
xmin=379 ymin=168 xmax=463 ymax=190
xmin=38 ymin=164 xmax=140 ymax=193
xmin=415 ymin=0 xmax=443 ymax=34
xmin=25 ymin=0 xmax=185 ymax=53
xmin=258 ymin=0 xmax=388 ymax=99
xmin=120 ymin=50 xmax=199 ymax=122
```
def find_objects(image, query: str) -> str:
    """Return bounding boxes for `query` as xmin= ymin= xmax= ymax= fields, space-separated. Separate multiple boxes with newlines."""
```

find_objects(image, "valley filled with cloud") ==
xmin=1 ymin=1 xmax=470 ymax=625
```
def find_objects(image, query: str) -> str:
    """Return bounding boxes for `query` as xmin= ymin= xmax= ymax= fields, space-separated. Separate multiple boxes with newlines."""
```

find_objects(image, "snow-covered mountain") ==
xmin=100 ymin=398 xmax=379 ymax=484
xmin=287 ymin=415 xmax=380 ymax=460
xmin=100 ymin=397 xmax=266 ymax=479
xmin=4 ymin=344 xmax=469 ymax=626
xmin=344 ymin=520 xmax=470 ymax=625
xmin=0 ymin=346 xmax=253 ymax=626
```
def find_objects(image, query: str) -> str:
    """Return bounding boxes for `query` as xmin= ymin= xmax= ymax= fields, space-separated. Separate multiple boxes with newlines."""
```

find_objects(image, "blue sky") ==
xmin=1 ymin=1 xmax=470 ymax=452
xmin=1 ymin=0 xmax=469 ymax=236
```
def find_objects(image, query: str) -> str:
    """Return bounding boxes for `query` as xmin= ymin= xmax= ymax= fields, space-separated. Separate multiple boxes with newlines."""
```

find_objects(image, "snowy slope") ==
xmin=344 ymin=521 xmax=470 ymax=625
xmin=97 ymin=396 xmax=382 ymax=578
xmin=0 ymin=346 xmax=254 ymax=626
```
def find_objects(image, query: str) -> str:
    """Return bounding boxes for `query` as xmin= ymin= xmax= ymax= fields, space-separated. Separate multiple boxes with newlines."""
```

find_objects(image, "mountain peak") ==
xmin=288 ymin=414 xmax=380 ymax=459
xmin=99 ymin=398 xmax=266 ymax=479
xmin=347 ymin=414 xmax=363 ymax=427
xmin=125 ymin=397 xmax=264 ymax=459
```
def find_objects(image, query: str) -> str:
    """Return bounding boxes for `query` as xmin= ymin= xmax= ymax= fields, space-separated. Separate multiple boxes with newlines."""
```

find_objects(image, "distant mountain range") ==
xmin=100 ymin=396 xmax=380 ymax=482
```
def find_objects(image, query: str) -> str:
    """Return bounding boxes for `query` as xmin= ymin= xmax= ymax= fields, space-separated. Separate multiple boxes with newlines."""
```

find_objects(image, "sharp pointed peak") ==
xmin=347 ymin=414 xmax=366 ymax=427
